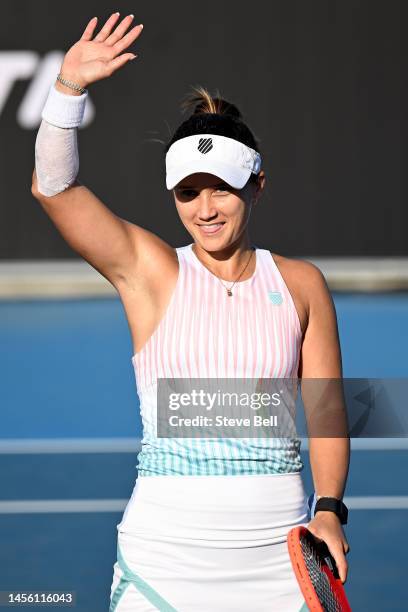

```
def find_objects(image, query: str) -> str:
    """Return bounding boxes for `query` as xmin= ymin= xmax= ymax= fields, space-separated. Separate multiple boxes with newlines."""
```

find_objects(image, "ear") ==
xmin=256 ymin=170 xmax=266 ymax=193
xmin=252 ymin=171 xmax=266 ymax=205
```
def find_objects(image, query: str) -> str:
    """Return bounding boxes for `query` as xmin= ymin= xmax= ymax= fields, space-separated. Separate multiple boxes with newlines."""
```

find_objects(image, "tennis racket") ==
xmin=287 ymin=526 xmax=351 ymax=612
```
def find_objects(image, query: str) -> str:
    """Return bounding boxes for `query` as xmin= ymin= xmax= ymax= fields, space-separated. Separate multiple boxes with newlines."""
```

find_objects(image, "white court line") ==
xmin=300 ymin=438 xmax=408 ymax=451
xmin=0 ymin=499 xmax=128 ymax=513
xmin=0 ymin=437 xmax=408 ymax=454
xmin=0 ymin=438 xmax=142 ymax=454
xmin=345 ymin=497 xmax=408 ymax=510
xmin=0 ymin=496 xmax=407 ymax=514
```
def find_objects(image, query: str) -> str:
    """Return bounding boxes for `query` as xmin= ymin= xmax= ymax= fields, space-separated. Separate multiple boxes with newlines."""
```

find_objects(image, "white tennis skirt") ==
xmin=109 ymin=473 xmax=310 ymax=611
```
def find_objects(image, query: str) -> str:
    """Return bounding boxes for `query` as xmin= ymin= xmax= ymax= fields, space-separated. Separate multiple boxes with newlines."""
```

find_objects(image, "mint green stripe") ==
xmin=116 ymin=541 xmax=178 ymax=611
xmin=137 ymin=435 xmax=303 ymax=476
xmin=298 ymin=601 xmax=309 ymax=611
xmin=109 ymin=574 xmax=129 ymax=611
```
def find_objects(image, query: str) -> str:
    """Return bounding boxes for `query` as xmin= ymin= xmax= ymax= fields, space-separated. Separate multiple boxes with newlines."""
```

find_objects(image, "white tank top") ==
xmin=132 ymin=243 xmax=304 ymax=476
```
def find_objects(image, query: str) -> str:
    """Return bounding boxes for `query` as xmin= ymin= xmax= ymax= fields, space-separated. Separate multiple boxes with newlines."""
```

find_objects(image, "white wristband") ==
xmin=41 ymin=83 xmax=88 ymax=128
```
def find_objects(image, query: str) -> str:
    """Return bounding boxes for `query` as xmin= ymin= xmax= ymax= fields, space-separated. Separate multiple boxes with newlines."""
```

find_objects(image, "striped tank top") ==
xmin=131 ymin=242 xmax=304 ymax=476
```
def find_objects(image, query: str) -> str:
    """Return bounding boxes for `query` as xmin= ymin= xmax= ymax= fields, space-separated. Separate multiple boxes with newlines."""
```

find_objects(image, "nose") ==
xmin=196 ymin=191 xmax=219 ymax=220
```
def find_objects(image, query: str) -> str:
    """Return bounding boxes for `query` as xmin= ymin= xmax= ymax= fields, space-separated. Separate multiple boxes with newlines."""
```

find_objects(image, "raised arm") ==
xmin=31 ymin=13 xmax=155 ymax=288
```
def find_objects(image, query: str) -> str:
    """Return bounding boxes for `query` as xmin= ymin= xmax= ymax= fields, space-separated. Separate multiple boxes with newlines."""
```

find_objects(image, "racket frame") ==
xmin=287 ymin=525 xmax=351 ymax=612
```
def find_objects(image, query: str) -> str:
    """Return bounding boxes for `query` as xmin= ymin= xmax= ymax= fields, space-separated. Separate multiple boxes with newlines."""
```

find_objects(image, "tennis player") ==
xmin=31 ymin=12 xmax=351 ymax=611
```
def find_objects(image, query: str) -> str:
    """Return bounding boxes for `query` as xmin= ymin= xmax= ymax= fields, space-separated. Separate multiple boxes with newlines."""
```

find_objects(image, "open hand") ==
xmin=59 ymin=12 xmax=143 ymax=88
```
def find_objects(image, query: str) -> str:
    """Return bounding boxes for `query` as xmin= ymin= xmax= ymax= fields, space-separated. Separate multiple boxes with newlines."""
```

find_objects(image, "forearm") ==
xmin=309 ymin=436 xmax=350 ymax=500
xmin=35 ymin=120 xmax=79 ymax=196
xmin=33 ymin=82 xmax=87 ymax=197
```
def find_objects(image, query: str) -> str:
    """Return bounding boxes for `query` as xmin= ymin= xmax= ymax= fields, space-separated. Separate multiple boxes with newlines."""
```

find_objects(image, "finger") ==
xmin=94 ymin=12 xmax=121 ymax=43
xmin=81 ymin=16 xmax=98 ymax=41
xmin=106 ymin=53 xmax=138 ymax=75
xmin=112 ymin=24 xmax=144 ymax=56
xmin=328 ymin=544 xmax=348 ymax=583
xmin=340 ymin=563 xmax=348 ymax=584
xmin=105 ymin=14 xmax=135 ymax=46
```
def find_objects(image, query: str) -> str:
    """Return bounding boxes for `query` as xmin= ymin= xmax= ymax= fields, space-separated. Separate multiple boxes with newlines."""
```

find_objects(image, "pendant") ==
xmin=227 ymin=289 xmax=233 ymax=296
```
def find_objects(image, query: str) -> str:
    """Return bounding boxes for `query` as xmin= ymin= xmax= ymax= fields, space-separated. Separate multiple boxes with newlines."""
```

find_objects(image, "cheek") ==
xmin=175 ymin=205 xmax=194 ymax=226
xmin=228 ymin=200 xmax=249 ymax=220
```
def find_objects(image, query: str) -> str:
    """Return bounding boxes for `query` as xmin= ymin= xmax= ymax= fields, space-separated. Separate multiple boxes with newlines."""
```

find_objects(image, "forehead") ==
xmin=176 ymin=173 xmax=231 ymax=189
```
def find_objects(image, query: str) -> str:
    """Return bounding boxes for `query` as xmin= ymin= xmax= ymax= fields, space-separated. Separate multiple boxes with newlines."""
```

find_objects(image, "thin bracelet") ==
xmin=56 ymin=73 xmax=87 ymax=94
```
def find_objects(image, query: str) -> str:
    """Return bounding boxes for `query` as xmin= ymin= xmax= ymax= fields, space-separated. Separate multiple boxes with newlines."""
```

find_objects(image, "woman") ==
xmin=31 ymin=12 xmax=350 ymax=611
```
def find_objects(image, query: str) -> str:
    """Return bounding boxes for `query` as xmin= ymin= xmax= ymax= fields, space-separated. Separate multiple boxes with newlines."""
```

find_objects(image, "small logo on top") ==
xmin=268 ymin=291 xmax=283 ymax=305
xmin=198 ymin=137 xmax=213 ymax=154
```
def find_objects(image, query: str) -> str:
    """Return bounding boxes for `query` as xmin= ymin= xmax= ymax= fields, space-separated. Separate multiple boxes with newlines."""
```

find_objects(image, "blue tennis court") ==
xmin=1 ymin=292 xmax=407 ymax=610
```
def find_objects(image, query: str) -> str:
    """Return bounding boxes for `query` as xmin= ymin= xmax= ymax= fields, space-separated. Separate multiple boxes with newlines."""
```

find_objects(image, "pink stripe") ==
xmin=231 ymin=285 xmax=238 ymax=373
xmin=259 ymin=253 xmax=275 ymax=378
xmin=157 ymin=305 xmax=164 ymax=380
xmin=186 ymin=262 xmax=195 ymax=378
xmin=241 ymin=290 xmax=249 ymax=377
xmin=204 ymin=267 xmax=211 ymax=377
xmin=250 ymin=280 xmax=258 ymax=379
xmin=193 ymin=279 xmax=200 ymax=378
xmin=132 ymin=244 xmax=302 ymax=392
xmin=174 ymin=252 xmax=187 ymax=378
xmin=256 ymin=252 xmax=268 ymax=379
xmin=223 ymin=289 xmax=229 ymax=375
xmin=214 ymin=279 xmax=222 ymax=375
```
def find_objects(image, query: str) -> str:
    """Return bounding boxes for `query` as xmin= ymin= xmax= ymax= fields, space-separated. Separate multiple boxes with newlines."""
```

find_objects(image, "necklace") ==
xmin=192 ymin=245 xmax=256 ymax=296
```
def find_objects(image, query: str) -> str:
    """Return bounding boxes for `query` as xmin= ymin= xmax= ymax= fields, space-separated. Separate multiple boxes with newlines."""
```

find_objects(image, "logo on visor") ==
xmin=198 ymin=137 xmax=213 ymax=154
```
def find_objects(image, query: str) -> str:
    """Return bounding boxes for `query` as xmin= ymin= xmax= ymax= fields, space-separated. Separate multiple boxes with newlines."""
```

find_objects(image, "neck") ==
xmin=192 ymin=238 xmax=255 ymax=282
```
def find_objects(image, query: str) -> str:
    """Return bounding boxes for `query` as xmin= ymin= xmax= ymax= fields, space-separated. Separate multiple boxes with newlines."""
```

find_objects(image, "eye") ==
xmin=177 ymin=185 xmax=230 ymax=197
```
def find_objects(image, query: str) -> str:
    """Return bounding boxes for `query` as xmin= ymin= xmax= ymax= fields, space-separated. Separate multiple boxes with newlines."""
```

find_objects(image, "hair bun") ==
xmin=192 ymin=98 xmax=241 ymax=119
xmin=180 ymin=85 xmax=243 ymax=121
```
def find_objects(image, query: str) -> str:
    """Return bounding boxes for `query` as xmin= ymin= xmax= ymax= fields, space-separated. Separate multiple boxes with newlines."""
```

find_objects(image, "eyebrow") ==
xmin=177 ymin=182 xmax=229 ymax=189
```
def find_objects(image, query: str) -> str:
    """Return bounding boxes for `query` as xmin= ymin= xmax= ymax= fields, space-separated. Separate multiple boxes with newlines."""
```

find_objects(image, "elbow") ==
xmin=31 ymin=177 xmax=47 ymax=202
xmin=30 ymin=170 xmax=67 ymax=200
xmin=31 ymin=168 xmax=39 ymax=198
xmin=31 ymin=168 xmax=47 ymax=201
xmin=31 ymin=165 xmax=81 ymax=201
xmin=30 ymin=173 xmax=54 ymax=202
xmin=31 ymin=182 xmax=41 ymax=201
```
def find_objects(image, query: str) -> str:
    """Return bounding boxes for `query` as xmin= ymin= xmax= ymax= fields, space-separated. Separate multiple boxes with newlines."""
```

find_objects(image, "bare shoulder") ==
xmin=270 ymin=252 xmax=330 ymax=334
xmin=273 ymin=254 xmax=342 ymax=377
xmin=272 ymin=252 xmax=328 ymax=290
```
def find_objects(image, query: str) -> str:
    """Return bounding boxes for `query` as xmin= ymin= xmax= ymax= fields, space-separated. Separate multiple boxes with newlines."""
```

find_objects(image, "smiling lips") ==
xmin=198 ymin=223 xmax=225 ymax=235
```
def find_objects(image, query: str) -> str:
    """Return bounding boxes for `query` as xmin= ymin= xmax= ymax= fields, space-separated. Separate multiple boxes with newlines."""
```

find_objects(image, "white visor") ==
xmin=165 ymin=134 xmax=262 ymax=190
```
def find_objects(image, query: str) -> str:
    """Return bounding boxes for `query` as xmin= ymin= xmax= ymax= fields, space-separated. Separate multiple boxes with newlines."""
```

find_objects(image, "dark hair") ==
xmin=164 ymin=85 xmax=261 ymax=186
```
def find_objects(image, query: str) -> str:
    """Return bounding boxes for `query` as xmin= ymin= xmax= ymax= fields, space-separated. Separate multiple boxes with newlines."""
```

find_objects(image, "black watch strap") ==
xmin=314 ymin=497 xmax=348 ymax=525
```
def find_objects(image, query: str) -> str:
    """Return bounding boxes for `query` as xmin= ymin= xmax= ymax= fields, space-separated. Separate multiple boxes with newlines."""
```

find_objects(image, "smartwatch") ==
xmin=314 ymin=496 xmax=348 ymax=525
